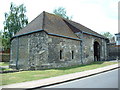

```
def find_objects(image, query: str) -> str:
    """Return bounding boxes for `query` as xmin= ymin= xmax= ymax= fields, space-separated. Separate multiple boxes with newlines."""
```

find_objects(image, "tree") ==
xmin=0 ymin=31 xmax=3 ymax=51
xmin=53 ymin=7 xmax=72 ymax=20
xmin=2 ymin=2 xmax=28 ymax=50
xmin=101 ymin=32 xmax=113 ymax=39
xmin=3 ymin=2 xmax=28 ymax=38
xmin=101 ymin=32 xmax=115 ymax=43
xmin=0 ymin=31 xmax=2 ymax=38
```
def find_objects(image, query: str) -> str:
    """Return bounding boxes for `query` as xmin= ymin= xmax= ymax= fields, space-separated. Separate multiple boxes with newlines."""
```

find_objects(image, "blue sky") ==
xmin=0 ymin=0 xmax=119 ymax=35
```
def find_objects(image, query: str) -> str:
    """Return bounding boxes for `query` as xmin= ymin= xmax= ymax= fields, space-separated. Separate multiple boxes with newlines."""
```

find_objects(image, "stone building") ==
xmin=10 ymin=11 xmax=108 ymax=70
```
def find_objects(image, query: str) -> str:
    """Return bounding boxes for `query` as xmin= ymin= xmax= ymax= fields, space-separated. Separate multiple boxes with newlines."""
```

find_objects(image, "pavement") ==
xmin=47 ymin=68 xmax=118 ymax=88
xmin=1 ymin=63 xmax=119 ymax=89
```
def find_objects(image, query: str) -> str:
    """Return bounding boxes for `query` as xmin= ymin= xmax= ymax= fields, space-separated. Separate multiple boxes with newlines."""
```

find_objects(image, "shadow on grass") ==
xmin=53 ymin=61 xmax=104 ymax=70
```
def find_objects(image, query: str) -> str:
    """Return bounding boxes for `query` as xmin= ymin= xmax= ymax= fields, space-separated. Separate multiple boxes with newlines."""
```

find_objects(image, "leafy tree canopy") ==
xmin=101 ymin=32 xmax=113 ymax=39
xmin=2 ymin=2 xmax=28 ymax=50
xmin=3 ymin=2 xmax=28 ymax=39
xmin=53 ymin=7 xmax=72 ymax=20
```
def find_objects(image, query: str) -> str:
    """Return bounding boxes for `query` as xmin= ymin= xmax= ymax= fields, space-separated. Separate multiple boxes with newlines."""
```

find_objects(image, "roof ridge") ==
xmin=42 ymin=11 xmax=45 ymax=30
xmin=63 ymin=18 xmax=107 ymax=39
xmin=15 ymin=11 xmax=44 ymax=36
xmin=43 ymin=11 xmax=79 ymax=39
xmin=26 ymin=12 xmax=44 ymax=28
xmin=63 ymin=19 xmax=82 ymax=33
xmin=64 ymin=18 xmax=93 ymax=32
xmin=14 ymin=11 xmax=107 ymax=40
xmin=62 ymin=19 xmax=80 ymax=38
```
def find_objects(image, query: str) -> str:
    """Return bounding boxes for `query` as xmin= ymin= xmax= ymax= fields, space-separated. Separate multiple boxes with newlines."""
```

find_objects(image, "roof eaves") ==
xmin=48 ymin=33 xmax=82 ymax=41
xmin=11 ymin=29 xmax=44 ymax=40
xmin=82 ymin=31 xmax=108 ymax=39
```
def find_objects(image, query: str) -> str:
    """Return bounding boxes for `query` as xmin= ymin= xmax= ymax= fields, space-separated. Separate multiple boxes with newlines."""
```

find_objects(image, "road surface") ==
xmin=46 ymin=69 xmax=119 ymax=88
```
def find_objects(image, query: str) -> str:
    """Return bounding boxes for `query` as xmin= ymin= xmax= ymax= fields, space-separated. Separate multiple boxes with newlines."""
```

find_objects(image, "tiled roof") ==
xmin=15 ymin=11 xmax=107 ymax=39
xmin=43 ymin=12 xmax=79 ymax=39
xmin=64 ymin=19 xmax=107 ymax=38
xmin=15 ymin=12 xmax=44 ymax=36
xmin=15 ymin=11 xmax=79 ymax=39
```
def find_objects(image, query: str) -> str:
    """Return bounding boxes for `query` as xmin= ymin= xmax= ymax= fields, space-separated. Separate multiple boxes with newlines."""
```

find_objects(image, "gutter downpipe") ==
xmin=16 ymin=37 xmax=19 ymax=70
xmin=81 ymin=31 xmax=83 ymax=64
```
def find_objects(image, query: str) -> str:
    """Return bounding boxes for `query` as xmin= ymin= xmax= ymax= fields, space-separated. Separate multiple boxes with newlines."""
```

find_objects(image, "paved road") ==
xmin=46 ymin=69 xmax=119 ymax=88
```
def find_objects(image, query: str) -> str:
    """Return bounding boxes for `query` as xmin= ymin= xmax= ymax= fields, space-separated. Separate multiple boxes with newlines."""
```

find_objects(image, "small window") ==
xmin=60 ymin=50 xmax=62 ymax=59
xmin=72 ymin=50 xmax=74 ymax=59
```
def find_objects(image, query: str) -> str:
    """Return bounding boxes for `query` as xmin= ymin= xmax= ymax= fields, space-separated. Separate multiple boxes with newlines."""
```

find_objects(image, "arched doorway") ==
xmin=94 ymin=41 xmax=100 ymax=61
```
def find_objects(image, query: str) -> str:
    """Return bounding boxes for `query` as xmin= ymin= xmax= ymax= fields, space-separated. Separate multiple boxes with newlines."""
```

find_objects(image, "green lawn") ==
xmin=0 ymin=62 xmax=9 ymax=66
xmin=0 ymin=61 xmax=117 ymax=86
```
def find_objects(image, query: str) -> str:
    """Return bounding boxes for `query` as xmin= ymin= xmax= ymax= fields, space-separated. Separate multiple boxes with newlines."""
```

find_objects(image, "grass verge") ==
xmin=0 ymin=62 xmax=9 ymax=66
xmin=0 ymin=61 xmax=117 ymax=86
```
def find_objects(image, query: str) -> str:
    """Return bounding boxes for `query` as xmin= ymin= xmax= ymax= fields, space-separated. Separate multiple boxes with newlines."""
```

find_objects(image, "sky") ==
xmin=0 ymin=0 xmax=119 ymax=35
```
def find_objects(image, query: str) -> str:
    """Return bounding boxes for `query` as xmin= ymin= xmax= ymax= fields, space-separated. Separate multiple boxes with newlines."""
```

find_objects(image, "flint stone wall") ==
xmin=10 ymin=31 xmax=48 ymax=70
xmin=47 ymin=35 xmax=82 ymax=69
xmin=10 ymin=31 xmax=108 ymax=70
xmin=10 ymin=31 xmax=82 ymax=70
xmin=76 ymin=33 xmax=107 ymax=64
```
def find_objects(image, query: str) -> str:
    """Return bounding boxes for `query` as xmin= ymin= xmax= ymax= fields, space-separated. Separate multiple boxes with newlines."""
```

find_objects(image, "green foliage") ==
xmin=2 ymin=38 xmax=10 ymax=51
xmin=0 ymin=31 xmax=2 ymax=38
xmin=53 ymin=7 xmax=72 ymax=20
xmin=0 ymin=31 xmax=2 ymax=50
xmin=2 ymin=2 xmax=28 ymax=50
xmin=0 ymin=62 xmax=9 ymax=66
xmin=3 ymin=2 xmax=28 ymax=38
xmin=101 ymin=32 xmax=113 ymax=39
